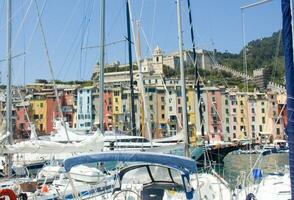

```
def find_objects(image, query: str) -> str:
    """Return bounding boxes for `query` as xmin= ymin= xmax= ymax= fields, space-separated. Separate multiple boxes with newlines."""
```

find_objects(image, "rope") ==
xmin=33 ymin=0 xmax=70 ymax=142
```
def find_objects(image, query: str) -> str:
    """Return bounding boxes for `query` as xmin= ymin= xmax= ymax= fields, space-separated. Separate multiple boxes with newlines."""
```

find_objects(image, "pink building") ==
xmin=104 ymin=90 xmax=113 ymax=130
xmin=205 ymin=87 xmax=223 ymax=143
xmin=229 ymin=93 xmax=238 ymax=140
xmin=15 ymin=102 xmax=30 ymax=139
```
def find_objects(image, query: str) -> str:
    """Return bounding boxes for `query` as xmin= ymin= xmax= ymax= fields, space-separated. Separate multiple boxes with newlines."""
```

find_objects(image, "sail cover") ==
xmin=282 ymin=0 xmax=294 ymax=197
xmin=0 ymin=133 xmax=104 ymax=154
xmin=63 ymin=151 xmax=197 ymax=174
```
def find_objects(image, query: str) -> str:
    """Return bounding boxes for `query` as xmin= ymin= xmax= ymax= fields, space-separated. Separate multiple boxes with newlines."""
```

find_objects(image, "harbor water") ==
xmin=220 ymin=152 xmax=289 ymax=187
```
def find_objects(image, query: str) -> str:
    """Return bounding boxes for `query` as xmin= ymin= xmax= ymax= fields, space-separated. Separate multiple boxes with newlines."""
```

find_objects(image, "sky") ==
xmin=0 ymin=0 xmax=282 ymax=85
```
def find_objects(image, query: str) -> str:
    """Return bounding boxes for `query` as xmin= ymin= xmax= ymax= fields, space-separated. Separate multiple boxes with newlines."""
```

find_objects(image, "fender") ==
xmin=0 ymin=188 xmax=17 ymax=200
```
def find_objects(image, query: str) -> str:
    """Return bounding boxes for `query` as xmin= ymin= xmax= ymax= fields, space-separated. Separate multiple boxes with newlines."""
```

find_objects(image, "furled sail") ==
xmin=281 ymin=0 xmax=294 ymax=198
xmin=0 ymin=133 xmax=104 ymax=154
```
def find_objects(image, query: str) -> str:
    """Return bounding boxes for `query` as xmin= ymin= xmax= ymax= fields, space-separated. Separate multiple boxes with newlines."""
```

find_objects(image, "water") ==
xmin=218 ymin=153 xmax=289 ymax=188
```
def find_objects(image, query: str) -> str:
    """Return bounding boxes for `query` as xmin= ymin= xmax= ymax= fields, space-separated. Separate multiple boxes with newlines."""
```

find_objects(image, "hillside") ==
xmin=215 ymin=31 xmax=285 ymax=85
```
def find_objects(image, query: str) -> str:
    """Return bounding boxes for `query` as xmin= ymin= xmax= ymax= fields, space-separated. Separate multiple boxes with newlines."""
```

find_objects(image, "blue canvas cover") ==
xmin=63 ymin=151 xmax=197 ymax=174
xmin=282 ymin=0 xmax=294 ymax=198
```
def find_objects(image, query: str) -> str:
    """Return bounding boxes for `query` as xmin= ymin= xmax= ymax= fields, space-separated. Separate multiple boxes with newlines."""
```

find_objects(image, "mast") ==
xmin=282 ymin=0 xmax=294 ymax=198
xmin=176 ymin=0 xmax=189 ymax=157
xmin=6 ymin=0 xmax=12 ymax=144
xmin=6 ymin=0 xmax=12 ymax=177
xmin=99 ymin=0 xmax=105 ymax=133
xmin=127 ymin=1 xmax=153 ymax=146
xmin=126 ymin=0 xmax=136 ymax=136
xmin=186 ymin=0 xmax=204 ymax=140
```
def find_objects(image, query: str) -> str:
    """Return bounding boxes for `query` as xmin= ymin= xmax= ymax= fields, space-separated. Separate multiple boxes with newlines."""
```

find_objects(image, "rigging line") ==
xmin=57 ymin=13 xmax=90 ymax=78
xmin=139 ymin=0 xmax=144 ymax=21
xmin=34 ymin=0 xmax=70 ymax=142
xmin=63 ymin=0 xmax=94 ymax=79
xmin=81 ymin=39 xmax=127 ymax=50
xmin=82 ymin=0 xmax=96 ymax=80
xmin=150 ymin=0 xmax=157 ymax=52
xmin=21 ymin=0 xmax=27 ymax=85
xmin=25 ymin=0 xmax=47 ymax=55
xmin=52 ymin=0 xmax=82 ymax=57
xmin=0 ymin=0 xmax=31 ymax=32
xmin=106 ymin=1 xmax=124 ymax=37
xmin=140 ymin=26 xmax=153 ymax=56
xmin=11 ymin=0 xmax=34 ymax=52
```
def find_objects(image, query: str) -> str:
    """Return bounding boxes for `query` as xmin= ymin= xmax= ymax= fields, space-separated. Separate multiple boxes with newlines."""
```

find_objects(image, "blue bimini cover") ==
xmin=63 ymin=151 xmax=197 ymax=174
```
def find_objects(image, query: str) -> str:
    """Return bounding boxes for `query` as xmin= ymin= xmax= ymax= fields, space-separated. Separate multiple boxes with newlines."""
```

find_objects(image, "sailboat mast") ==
xmin=127 ymin=0 xmax=153 ymax=147
xmin=176 ymin=0 xmax=189 ymax=157
xmin=6 ymin=0 xmax=12 ymax=143
xmin=99 ymin=0 xmax=105 ymax=133
xmin=282 ymin=0 xmax=294 ymax=198
xmin=186 ymin=0 xmax=204 ymax=138
xmin=126 ymin=0 xmax=136 ymax=136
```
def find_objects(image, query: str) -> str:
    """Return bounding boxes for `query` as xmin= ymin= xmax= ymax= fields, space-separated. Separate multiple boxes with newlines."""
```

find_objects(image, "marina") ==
xmin=0 ymin=0 xmax=292 ymax=199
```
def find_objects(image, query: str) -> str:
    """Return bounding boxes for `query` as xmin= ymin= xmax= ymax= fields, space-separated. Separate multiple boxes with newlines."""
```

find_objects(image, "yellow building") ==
xmin=186 ymin=87 xmax=197 ymax=144
xmin=236 ymin=93 xmax=250 ymax=140
xmin=30 ymin=98 xmax=47 ymax=133
xmin=112 ymin=88 xmax=122 ymax=129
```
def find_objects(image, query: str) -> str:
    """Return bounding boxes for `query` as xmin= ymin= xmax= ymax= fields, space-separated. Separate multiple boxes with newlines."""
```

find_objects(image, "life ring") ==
xmin=246 ymin=193 xmax=257 ymax=200
xmin=0 ymin=188 xmax=17 ymax=200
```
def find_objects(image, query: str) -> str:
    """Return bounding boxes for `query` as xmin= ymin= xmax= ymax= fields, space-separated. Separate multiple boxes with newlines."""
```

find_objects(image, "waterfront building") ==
xmin=220 ymin=88 xmax=231 ymax=142
xmin=15 ymin=101 xmax=30 ymax=138
xmin=30 ymin=97 xmax=47 ymax=134
xmin=76 ymin=86 xmax=93 ymax=131
xmin=202 ymin=87 xmax=223 ymax=144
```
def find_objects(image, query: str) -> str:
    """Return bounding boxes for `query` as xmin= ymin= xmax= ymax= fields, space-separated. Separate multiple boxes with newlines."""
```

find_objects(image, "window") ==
xmin=277 ymin=128 xmax=280 ymax=135
xmin=259 ymin=125 xmax=263 ymax=132
xmin=178 ymin=107 xmax=182 ymax=113
xmin=225 ymin=99 xmax=228 ymax=105
xmin=40 ymin=114 xmax=43 ymax=119
xmin=150 ymin=105 xmax=154 ymax=110
xmin=149 ymin=95 xmax=153 ymax=101
xmin=114 ymin=91 xmax=119 ymax=96
xmin=188 ymin=106 xmax=192 ymax=111
xmin=87 ymin=96 xmax=90 ymax=104
xmin=226 ymin=118 xmax=229 ymax=123
xmin=178 ymin=98 xmax=181 ymax=104
xmin=161 ymin=105 xmax=164 ymax=110
xmin=115 ymin=98 xmax=118 ymax=103
xmin=241 ymin=117 xmax=244 ymax=123
xmin=226 ymin=109 xmax=229 ymax=114
xmin=261 ymin=102 xmax=265 ymax=106
xmin=251 ymin=108 xmax=255 ymax=113
xmin=123 ymin=105 xmax=126 ymax=112
xmin=233 ymin=108 xmax=236 ymax=113
xmin=212 ymin=97 xmax=216 ymax=102
xmin=161 ymin=96 xmax=165 ymax=102
xmin=233 ymin=126 xmax=236 ymax=130
xmin=262 ymin=108 xmax=265 ymax=113
xmin=161 ymin=114 xmax=165 ymax=119
xmin=240 ymin=101 xmax=243 ymax=106
xmin=233 ymin=117 xmax=237 ymax=122
xmin=226 ymin=127 xmax=230 ymax=133
xmin=252 ymin=125 xmax=255 ymax=131
xmin=252 ymin=116 xmax=255 ymax=122
xmin=115 ymin=106 xmax=118 ymax=112
xmin=169 ymin=106 xmax=172 ymax=112
xmin=40 ymin=103 xmax=43 ymax=108
xmin=241 ymin=109 xmax=244 ymax=114
xmin=262 ymin=117 xmax=265 ymax=124
xmin=213 ymin=126 xmax=218 ymax=133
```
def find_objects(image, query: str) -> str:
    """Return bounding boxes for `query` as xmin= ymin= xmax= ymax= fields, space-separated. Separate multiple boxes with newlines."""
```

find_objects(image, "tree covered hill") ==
xmin=215 ymin=31 xmax=285 ymax=85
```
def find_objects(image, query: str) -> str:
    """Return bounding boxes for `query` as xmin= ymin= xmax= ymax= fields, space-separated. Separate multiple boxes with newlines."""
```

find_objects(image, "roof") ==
xmin=63 ymin=151 xmax=197 ymax=174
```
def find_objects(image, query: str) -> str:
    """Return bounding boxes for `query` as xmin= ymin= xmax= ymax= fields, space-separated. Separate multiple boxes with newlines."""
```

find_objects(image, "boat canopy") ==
xmin=63 ymin=151 xmax=197 ymax=174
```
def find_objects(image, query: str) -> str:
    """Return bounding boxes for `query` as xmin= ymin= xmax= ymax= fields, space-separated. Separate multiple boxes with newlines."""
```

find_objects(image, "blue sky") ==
xmin=0 ymin=0 xmax=282 ymax=85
